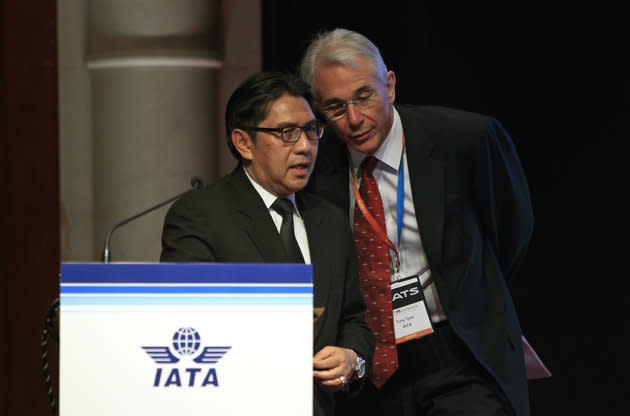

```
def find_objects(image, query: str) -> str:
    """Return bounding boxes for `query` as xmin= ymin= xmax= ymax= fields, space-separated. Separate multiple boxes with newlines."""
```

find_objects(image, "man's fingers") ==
xmin=313 ymin=373 xmax=348 ymax=392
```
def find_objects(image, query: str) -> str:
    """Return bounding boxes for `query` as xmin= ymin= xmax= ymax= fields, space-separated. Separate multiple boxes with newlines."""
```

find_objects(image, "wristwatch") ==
xmin=353 ymin=355 xmax=366 ymax=379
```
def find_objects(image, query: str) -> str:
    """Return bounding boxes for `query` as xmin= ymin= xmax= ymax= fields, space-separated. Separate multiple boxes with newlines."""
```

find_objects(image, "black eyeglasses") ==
xmin=241 ymin=122 xmax=325 ymax=143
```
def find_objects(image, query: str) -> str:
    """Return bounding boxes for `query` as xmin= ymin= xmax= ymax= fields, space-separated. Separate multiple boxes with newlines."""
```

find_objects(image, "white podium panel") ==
xmin=60 ymin=263 xmax=313 ymax=416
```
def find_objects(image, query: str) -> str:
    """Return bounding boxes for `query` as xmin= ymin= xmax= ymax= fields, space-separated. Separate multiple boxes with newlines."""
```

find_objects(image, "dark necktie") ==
xmin=353 ymin=156 xmax=398 ymax=387
xmin=271 ymin=198 xmax=305 ymax=263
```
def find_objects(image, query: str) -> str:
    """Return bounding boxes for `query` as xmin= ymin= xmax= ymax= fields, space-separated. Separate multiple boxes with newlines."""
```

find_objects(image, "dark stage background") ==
xmin=262 ymin=1 xmax=628 ymax=414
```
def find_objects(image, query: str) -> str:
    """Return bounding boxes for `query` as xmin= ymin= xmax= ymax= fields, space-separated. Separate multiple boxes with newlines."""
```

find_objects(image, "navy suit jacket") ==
xmin=306 ymin=105 xmax=533 ymax=416
xmin=161 ymin=165 xmax=375 ymax=416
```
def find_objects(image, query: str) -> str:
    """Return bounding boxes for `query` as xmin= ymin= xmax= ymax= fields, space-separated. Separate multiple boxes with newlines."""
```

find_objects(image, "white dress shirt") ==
xmin=243 ymin=166 xmax=311 ymax=264
xmin=348 ymin=108 xmax=446 ymax=322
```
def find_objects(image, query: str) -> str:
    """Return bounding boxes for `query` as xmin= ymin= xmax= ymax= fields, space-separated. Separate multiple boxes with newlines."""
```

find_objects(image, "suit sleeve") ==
xmin=473 ymin=118 xmax=534 ymax=281
xmin=160 ymin=195 xmax=217 ymax=262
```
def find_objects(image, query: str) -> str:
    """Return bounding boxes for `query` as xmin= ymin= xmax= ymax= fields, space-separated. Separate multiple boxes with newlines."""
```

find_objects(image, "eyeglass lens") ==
xmin=283 ymin=124 xmax=324 ymax=142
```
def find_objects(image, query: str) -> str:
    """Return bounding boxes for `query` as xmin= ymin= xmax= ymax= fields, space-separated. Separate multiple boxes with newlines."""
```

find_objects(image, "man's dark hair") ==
xmin=225 ymin=72 xmax=315 ymax=159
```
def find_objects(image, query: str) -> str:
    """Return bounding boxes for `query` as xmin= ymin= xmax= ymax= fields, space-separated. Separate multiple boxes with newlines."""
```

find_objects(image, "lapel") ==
xmin=296 ymin=193 xmax=328 ymax=344
xmin=397 ymin=105 xmax=445 ymax=278
xmin=226 ymin=166 xmax=288 ymax=262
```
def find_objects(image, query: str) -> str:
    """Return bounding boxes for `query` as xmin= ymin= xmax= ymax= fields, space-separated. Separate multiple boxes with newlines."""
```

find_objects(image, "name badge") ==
xmin=391 ymin=274 xmax=434 ymax=343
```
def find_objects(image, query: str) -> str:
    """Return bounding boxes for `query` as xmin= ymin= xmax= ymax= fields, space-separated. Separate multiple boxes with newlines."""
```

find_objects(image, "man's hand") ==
xmin=313 ymin=346 xmax=357 ymax=392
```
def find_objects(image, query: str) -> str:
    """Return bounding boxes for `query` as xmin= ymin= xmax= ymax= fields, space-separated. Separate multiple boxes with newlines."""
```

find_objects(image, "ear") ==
xmin=231 ymin=129 xmax=254 ymax=161
xmin=385 ymin=70 xmax=396 ymax=104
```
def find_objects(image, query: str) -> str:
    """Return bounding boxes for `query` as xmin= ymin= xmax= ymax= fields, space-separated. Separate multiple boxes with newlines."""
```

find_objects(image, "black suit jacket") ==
xmin=160 ymin=165 xmax=375 ymax=416
xmin=306 ymin=105 xmax=534 ymax=416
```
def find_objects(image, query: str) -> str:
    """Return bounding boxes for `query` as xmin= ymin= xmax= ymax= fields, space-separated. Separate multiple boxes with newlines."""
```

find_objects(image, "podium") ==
xmin=60 ymin=263 xmax=313 ymax=416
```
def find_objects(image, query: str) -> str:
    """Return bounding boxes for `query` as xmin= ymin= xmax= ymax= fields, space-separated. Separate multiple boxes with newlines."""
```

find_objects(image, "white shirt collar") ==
xmin=348 ymin=107 xmax=403 ymax=173
xmin=242 ymin=166 xmax=297 ymax=210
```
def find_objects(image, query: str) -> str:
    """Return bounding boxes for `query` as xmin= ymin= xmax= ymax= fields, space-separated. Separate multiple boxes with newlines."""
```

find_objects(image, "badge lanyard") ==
xmin=352 ymin=133 xmax=406 ymax=270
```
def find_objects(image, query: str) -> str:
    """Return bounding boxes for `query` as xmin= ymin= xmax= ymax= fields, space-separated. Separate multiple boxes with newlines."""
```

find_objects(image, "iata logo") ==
xmin=142 ymin=327 xmax=231 ymax=387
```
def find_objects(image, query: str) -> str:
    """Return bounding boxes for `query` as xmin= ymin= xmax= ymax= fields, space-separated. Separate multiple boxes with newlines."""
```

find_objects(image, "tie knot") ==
xmin=360 ymin=156 xmax=379 ymax=178
xmin=272 ymin=198 xmax=294 ymax=219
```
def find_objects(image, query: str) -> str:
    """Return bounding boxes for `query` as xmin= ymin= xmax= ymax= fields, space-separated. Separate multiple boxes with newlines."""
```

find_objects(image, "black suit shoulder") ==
xmin=396 ymin=104 xmax=500 ymax=151
xmin=397 ymin=104 xmax=492 ymax=132
xmin=169 ymin=175 xmax=229 ymax=216
xmin=160 ymin=167 xmax=274 ymax=262
xmin=168 ymin=166 xmax=265 ymax=217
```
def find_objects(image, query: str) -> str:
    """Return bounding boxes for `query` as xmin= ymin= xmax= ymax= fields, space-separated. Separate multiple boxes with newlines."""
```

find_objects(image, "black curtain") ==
xmin=263 ymin=1 xmax=629 ymax=413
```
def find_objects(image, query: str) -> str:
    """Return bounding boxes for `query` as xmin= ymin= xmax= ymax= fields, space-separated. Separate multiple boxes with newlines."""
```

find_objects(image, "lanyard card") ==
xmin=391 ymin=275 xmax=434 ymax=343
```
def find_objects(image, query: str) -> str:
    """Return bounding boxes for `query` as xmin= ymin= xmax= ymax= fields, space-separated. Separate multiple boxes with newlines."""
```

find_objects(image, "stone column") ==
xmin=87 ymin=0 xmax=222 ymax=261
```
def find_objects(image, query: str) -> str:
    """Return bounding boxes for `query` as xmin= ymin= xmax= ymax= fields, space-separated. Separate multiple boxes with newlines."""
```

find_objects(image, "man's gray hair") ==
xmin=299 ymin=28 xmax=388 ymax=97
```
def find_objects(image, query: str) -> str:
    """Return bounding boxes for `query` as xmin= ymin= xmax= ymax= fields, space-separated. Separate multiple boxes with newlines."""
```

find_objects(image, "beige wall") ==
xmin=58 ymin=0 xmax=261 ymax=261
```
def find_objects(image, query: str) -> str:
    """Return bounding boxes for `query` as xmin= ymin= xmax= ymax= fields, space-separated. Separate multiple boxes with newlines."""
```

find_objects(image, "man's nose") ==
xmin=345 ymin=104 xmax=363 ymax=126
xmin=293 ymin=129 xmax=314 ymax=153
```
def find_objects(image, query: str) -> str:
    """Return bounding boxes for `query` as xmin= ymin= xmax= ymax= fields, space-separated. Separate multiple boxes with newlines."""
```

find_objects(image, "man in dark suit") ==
xmin=300 ymin=29 xmax=533 ymax=415
xmin=160 ymin=72 xmax=374 ymax=416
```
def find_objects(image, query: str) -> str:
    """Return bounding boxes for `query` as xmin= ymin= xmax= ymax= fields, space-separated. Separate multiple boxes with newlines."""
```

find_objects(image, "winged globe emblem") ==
xmin=142 ymin=327 xmax=230 ymax=364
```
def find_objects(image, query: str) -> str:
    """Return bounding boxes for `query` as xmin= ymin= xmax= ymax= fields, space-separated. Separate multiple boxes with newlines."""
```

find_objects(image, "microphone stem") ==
xmin=102 ymin=180 xmax=201 ymax=262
